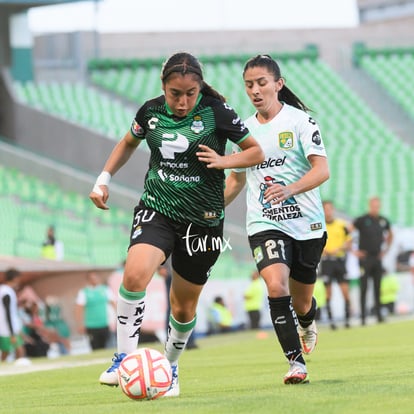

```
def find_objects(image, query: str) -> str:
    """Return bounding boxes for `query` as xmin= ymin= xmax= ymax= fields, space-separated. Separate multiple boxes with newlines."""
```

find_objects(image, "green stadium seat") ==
xmin=0 ymin=166 xmax=132 ymax=264
xmin=358 ymin=46 xmax=414 ymax=120
xmin=11 ymin=49 xmax=414 ymax=228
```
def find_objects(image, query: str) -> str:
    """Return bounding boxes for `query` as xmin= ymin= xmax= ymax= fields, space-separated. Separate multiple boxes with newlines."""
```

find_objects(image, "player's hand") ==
xmin=89 ymin=185 xmax=110 ymax=210
xmin=264 ymin=183 xmax=293 ymax=205
xmin=196 ymin=144 xmax=226 ymax=169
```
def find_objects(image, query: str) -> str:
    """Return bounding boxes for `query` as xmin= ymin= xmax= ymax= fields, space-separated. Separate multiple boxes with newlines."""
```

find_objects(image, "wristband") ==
xmin=93 ymin=171 xmax=111 ymax=196
xmin=96 ymin=171 xmax=111 ymax=186
xmin=92 ymin=184 xmax=103 ymax=196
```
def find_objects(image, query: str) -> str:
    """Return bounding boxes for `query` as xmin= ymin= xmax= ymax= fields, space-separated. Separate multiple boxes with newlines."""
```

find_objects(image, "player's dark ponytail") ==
xmin=200 ymin=81 xmax=226 ymax=102
xmin=243 ymin=54 xmax=311 ymax=112
xmin=161 ymin=52 xmax=226 ymax=102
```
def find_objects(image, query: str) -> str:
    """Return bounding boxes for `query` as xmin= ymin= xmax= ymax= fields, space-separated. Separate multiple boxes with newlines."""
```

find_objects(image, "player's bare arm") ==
xmin=264 ymin=155 xmax=329 ymax=205
xmin=89 ymin=131 xmax=141 ymax=210
xmin=196 ymin=135 xmax=264 ymax=169
xmin=224 ymin=170 xmax=246 ymax=206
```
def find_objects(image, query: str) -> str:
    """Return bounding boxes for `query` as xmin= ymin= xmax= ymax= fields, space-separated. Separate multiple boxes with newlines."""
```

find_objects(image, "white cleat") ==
xmin=284 ymin=361 xmax=309 ymax=384
xmin=163 ymin=364 xmax=180 ymax=397
xmin=99 ymin=352 xmax=126 ymax=386
xmin=298 ymin=320 xmax=318 ymax=355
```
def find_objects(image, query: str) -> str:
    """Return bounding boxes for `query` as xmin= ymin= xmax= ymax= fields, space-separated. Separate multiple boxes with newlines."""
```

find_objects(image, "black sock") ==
xmin=269 ymin=296 xmax=305 ymax=365
xmin=345 ymin=300 xmax=350 ymax=322
xmin=297 ymin=297 xmax=317 ymax=328
xmin=326 ymin=299 xmax=333 ymax=322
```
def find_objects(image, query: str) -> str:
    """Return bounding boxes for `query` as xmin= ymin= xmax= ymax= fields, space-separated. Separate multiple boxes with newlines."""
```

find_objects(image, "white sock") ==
xmin=164 ymin=315 xmax=196 ymax=365
xmin=116 ymin=291 xmax=146 ymax=355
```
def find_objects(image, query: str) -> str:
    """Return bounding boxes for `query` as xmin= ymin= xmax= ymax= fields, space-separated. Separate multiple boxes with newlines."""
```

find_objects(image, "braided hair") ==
xmin=161 ymin=52 xmax=226 ymax=102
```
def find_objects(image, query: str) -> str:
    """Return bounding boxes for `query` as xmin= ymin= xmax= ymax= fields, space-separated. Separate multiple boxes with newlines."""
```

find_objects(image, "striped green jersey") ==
xmin=131 ymin=93 xmax=250 ymax=227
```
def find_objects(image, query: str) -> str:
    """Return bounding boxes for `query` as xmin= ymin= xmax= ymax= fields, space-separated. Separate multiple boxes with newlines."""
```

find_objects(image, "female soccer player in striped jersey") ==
xmin=225 ymin=54 xmax=329 ymax=384
xmin=89 ymin=52 xmax=264 ymax=396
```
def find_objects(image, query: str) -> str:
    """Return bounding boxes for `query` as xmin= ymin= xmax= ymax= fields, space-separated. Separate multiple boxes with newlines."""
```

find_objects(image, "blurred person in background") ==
xmin=312 ymin=277 xmax=327 ymax=322
xmin=320 ymin=200 xmax=352 ymax=330
xmin=0 ymin=268 xmax=30 ymax=365
xmin=225 ymin=54 xmax=329 ymax=384
xmin=243 ymin=270 xmax=265 ymax=329
xmin=379 ymin=269 xmax=400 ymax=316
xmin=409 ymin=251 xmax=414 ymax=284
xmin=75 ymin=272 xmax=116 ymax=350
xmin=20 ymin=298 xmax=71 ymax=358
xmin=352 ymin=196 xmax=393 ymax=325
xmin=41 ymin=225 xmax=64 ymax=261
xmin=44 ymin=296 xmax=71 ymax=355
xmin=89 ymin=51 xmax=263 ymax=396
xmin=207 ymin=296 xmax=239 ymax=334
xmin=21 ymin=300 xmax=51 ymax=358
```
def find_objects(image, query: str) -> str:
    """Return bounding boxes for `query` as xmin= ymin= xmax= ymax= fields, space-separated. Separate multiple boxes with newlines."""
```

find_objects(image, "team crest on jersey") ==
xmin=253 ymin=246 xmax=264 ymax=263
xmin=312 ymin=130 xmax=321 ymax=145
xmin=132 ymin=225 xmax=143 ymax=239
xmin=190 ymin=115 xmax=204 ymax=134
xmin=279 ymin=132 xmax=294 ymax=149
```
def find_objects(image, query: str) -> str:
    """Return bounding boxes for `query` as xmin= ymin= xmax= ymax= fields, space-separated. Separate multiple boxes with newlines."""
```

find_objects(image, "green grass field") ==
xmin=1 ymin=318 xmax=414 ymax=414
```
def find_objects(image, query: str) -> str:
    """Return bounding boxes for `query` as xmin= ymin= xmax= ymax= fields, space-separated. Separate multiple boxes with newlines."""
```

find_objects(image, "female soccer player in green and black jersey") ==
xmin=90 ymin=52 xmax=264 ymax=396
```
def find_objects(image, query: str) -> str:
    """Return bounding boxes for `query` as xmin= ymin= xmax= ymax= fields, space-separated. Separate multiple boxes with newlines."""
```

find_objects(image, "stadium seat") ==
xmin=0 ymin=165 xmax=132 ymax=264
xmin=356 ymin=45 xmax=414 ymax=120
xmin=11 ymin=49 xmax=414 ymax=227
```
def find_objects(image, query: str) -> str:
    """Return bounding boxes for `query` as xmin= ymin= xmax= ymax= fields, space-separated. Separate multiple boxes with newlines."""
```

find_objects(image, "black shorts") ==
xmin=248 ymin=230 xmax=327 ymax=285
xmin=128 ymin=202 xmax=224 ymax=285
xmin=319 ymin=257 xmax=348 ymax=285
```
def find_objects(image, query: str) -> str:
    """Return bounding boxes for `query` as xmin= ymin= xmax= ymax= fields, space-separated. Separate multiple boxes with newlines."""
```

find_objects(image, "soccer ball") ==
xmin=118 ymin=348 xmax=172 ymax=400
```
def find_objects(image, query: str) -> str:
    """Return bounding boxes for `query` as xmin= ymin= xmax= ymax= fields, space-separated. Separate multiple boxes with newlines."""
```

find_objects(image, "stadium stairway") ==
xmin=338 ymin=66 xmax=414 ymax=147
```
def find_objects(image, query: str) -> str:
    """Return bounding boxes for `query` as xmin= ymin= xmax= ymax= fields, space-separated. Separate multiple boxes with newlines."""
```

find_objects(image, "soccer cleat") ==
xmin=284 ymin=361 xmax=309 ymax=384
xmin=163 ymin=364 xmax=180 ymax=397
xmin=99 ymin=352 xmax=127 ymax=386
xmin=14 ymin=357 xmax=32 ymax=366
xmin=298 ymin=320 xmax=318 ymax=354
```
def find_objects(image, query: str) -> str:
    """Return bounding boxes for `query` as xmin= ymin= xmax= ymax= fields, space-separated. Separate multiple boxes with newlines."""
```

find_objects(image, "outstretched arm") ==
xmin=196 ymin=135 xmax=264 ymax=170
xmin=89 ymin=131 xmax=141 ymax=210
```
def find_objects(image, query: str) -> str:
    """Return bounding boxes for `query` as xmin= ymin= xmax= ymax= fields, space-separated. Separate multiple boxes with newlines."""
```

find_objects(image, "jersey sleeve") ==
xmin=213 ymin=101 xmax=251 ymax=144
xmin=130 ymin=104 xmax=147 ymax=140
xmin=298 ymin=115 xmax=327 ymax=158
